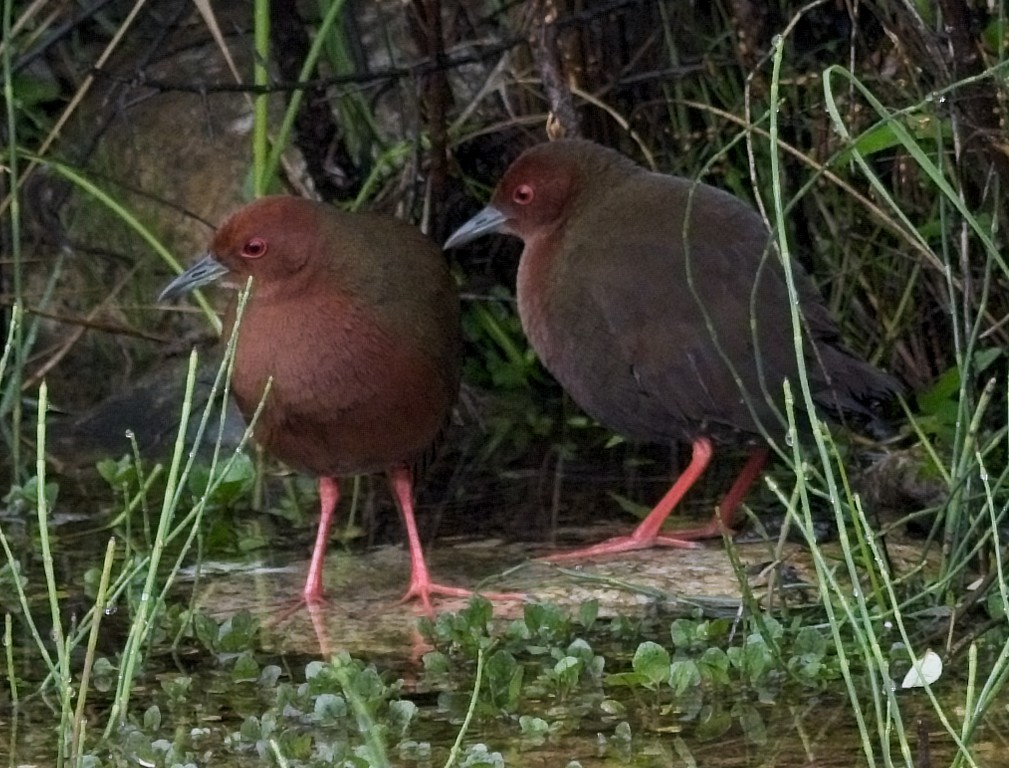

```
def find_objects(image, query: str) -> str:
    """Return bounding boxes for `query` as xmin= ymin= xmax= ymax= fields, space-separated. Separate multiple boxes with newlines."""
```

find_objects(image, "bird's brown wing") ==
xmin=581 ymin=175 xmax=896 ymax=443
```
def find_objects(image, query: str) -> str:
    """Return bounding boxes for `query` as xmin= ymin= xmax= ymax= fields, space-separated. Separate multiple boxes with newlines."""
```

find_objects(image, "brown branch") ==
xmin=408 ymin=0 xmax=453 ymax=240
xmin=727 ymin=0 xmax=770 ymax=73
xmin=529 ymin=0 xmax=580 ymax=139
xmin=87 ymin=0 xmax=665 ymax=99
xmin=269 ymin=2 xmax=359 ymax=199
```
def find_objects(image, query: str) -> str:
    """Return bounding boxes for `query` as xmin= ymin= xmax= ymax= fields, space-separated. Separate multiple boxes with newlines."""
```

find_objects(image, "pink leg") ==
xmin=388 ymin=466 xmax=523 ymax=615
xmin=543 ymin=437 xmax=715 ymax=561
xmin=665 ymin=446 xmax=769 ymax=540
xmin=302 ymin=476 xmax=339 ymax=605
xmin=543 ymin=438 xmax=768 ymax=562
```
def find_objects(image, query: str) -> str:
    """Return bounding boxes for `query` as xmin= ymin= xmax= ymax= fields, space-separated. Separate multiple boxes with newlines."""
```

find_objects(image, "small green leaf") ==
xmin=735 ymin=702 xmax=768 ymax=745
xmin=695 ymin=703 xmax=732 ymax=741
xmin=389 ymin=699 xmax=417 ymax=735
xmin=699 ymin=646 xmax=730 ymax=684
xmin=578 ymin=599 xmax=599 ymax=628
xmin=143 ymin=705 xmax=162 ymax=731
xmin=793 ymin=626 xmax=827 ymax=657
xmin=193 ymin=612 xmax=219 ymax=651
xmin=669 ymin=659 xmax=701 ymax=694
xmin=313 ymin=692 xmax=347 ymax=722
xmin=231 ymin=652 xmax=260 ymax=682
xmin=422 ymin=650 xmax=450 ymax=676
xmin=240 ymin=715 xmax=261 ymax=741
xmin=604 ymin=671 xmax=649 ymax=688
xmin=632 ymin=641 xmax=671 ymax=688
xmin=519 ymin=714 xmax=550 ymax=737
xmin=670 ymin=618 xmax=695 ymax=648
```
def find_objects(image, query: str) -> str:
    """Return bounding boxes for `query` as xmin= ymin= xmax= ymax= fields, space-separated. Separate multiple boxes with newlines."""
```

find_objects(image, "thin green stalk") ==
xmin=171 ymin=525 xmax=205 ymax=652
xmin=443 ymin=642 xmax=487 ymax=768
xmin=253 ymin=0 xmax=270 ymax=195
xmin=33 ymin=385 xmax=66 ymax=682
xmin=269 ymin=739 xmax=293 ymax=767
xmin=768 ymin=34 xmax=887 ymax=766
xmin=822 ymin=67 xmax=1003 ymax=269
xmin=0 ymin=522 xmax=57 ymax=679
xmin=951 ymin=644 xmax=979 ymax=768
xmin=849 ymin=488 xmax=978 ymax=765
xmin=344 ymin=473 xmax=362 ymax=544
xmin=351 ymin=141 xmax=414 ymax=210
xmin=332 ymin=656 xmax=390 ymax=768
xmin=763 ymin=33 xmax=966 ymax=763
xmin=86 ymin=287 xmax=258 ymax=675
xmin=123 ymin=465 xmax=164 ymax=527
xmin=4 ymin=612 xmax=15 ymax=705
xmin=157 ymin=428 xmax=266 ymax=646
xmin=0 ymin=253 xmax=64 ymax=448
xmin=830 ymin=438 xmax=887 ymax=609
xmin=105 ymin=349 xmax=200 ymax=733
xmin=318 ymin=1 xmax=383 ymax=163
xmin=23 ymin=287 xmax=261 ymax=715
xmin=34 ymin=382 xmax=74 ymax=761
xmin=153 ymin=282 xmax=265 ymax=648
xmin=21 ymin=153 xmax=219 ymax=331
xmin=156 ymin=282 xmax=266 ymax=557
xmin=4 ymin=613 xmax=16 ymax=768
xmin=126 ymin=431 xmax=153 ymax=548
xmin=160 ymin=300 xmax=254 ymax=650
xmin=765 ymin=393 xmax=878 ymax=767
xmin=263 ymin=0 xmax=349 ymax=186
xmin=821 ymin=70 xmax=1003 ymax=588
xmin=942 ymin=378 xmax=999 ymax=581
xmin=0 ymin=304 xmax=18 ymax=388
xmin=821 ymin=67 xmax=1004 ymax=582
xmin=722 ymin=532 xmax=788 ymax=661
xmin=956 ymin=448 xmax=1009 ymax=749
xmin=69 ymin=537 xmax=117 ymax=766
xmin=656 ymin=1 xmax=691 ymax=148
xmin=3 ymin=0 xmax=23 ymax=481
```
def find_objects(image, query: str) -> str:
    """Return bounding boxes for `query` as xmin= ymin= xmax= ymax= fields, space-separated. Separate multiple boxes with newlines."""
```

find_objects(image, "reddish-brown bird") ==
xmin=160 ymin=196 xmax=471 ymax=612
xmin=446 ymin=139 xmax=898 ymax=559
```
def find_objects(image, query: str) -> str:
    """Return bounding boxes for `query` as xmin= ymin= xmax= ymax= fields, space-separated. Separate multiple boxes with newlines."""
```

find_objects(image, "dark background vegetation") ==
xmin=2 ymin=0 xmax=1007 ymax=547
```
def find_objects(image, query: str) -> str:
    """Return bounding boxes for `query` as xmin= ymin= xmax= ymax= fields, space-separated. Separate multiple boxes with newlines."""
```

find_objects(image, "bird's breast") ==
xmin=224 ymin=294 xmax=451 ymax=477
xmin=515 ymin=235 xmax=567 ymax=364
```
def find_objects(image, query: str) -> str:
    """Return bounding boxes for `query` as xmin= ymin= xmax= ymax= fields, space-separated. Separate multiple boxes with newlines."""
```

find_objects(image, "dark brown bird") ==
xmin=445 ymin=139 xmax=898 ymax=559
xmin=160 ymin=196 xmax=473 ymax=612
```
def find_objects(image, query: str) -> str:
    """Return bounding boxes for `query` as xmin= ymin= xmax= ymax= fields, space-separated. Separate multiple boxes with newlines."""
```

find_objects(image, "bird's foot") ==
xmin=538 ymin=532 xmax=705 ymax=562
xmin=395 ymin=581 xmax=526 ymax=617
xmin=300 ymin=583 xmax=330 ymax=609
xmin=268 ymin=588 xmax=330 ymax=625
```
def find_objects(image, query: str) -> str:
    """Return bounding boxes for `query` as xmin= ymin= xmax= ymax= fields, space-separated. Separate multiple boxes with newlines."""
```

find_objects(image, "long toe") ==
xmin=301 ymin=582 xmax=327 ymax=607
xmin=269 ymin=592 xmax=328 ymax=627
xmin=396 ymin=581 xmax=525 ymax=615
xmin=538 ymin=532 xmax=702 ymax=562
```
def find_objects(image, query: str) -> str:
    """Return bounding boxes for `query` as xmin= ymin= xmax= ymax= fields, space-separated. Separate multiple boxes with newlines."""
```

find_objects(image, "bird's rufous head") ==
xmin=445 ymin=141 xmax=595 ymax=249
xmin=159 ymin=196 xmax=327 ymax=301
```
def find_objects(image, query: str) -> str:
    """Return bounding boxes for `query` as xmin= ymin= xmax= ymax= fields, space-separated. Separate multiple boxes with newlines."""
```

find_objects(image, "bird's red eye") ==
xmin=512 ymin=184 xmax=534 ymax=205
xmin=242 ymin=237 xmax=267 ymax=259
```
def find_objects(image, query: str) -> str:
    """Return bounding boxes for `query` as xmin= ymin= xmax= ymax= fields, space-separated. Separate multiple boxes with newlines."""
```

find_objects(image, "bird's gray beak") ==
xmin=444 ymin=205 xmax=508 ymax=249
xmin=158 ymin=254 xmax=230 ymax=301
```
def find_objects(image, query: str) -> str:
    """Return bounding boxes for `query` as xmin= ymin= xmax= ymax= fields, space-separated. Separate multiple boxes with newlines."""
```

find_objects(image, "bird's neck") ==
xmin=516 ymin=233 xmax=563 ymax=361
